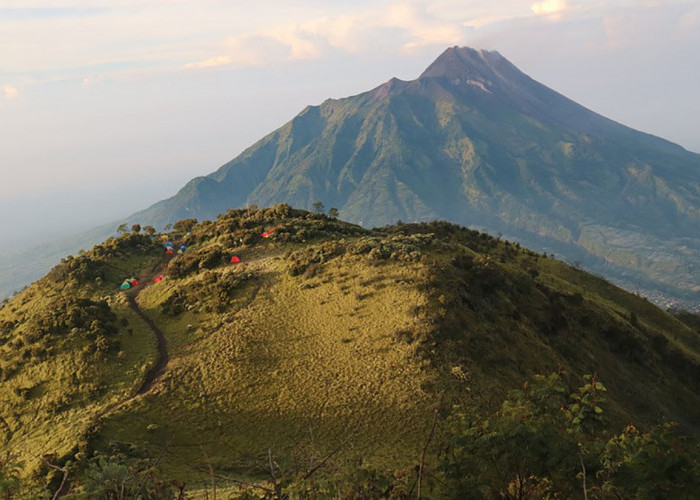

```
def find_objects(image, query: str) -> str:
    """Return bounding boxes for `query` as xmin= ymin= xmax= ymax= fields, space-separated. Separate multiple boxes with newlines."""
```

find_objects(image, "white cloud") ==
xmin=679 ymin=5 xmax=700 ymax=28
xmin=2 ymin=0 xmax=698 ymax=112
xmin=0 ymin=0 xmax=598 ymax=83
xmin=595 ymin=2 xmax=698 ymax=50
xmin=531 ymin=0 xmax=569 ymax=16
xmin=81 ymin=74 xmax=106 ymax=87
xmin=185 ymin=34 xmax=292 ymax=70
xmin=182 ymin=2 xmax=473 ymax=70
xmin=2 ymin=86 xmax=20 ymax=99
xmin=183 ymin=56 xmax=232 ymax=70
xmin=267 ymin=25 xmax=326 ymax=60
xmin=384 ymin=2 xmax=464 ymax=52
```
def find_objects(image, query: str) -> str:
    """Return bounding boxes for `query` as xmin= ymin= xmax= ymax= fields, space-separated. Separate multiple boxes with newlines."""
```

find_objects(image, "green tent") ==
xmin=120 ymin=280 xmax=131 ymax=290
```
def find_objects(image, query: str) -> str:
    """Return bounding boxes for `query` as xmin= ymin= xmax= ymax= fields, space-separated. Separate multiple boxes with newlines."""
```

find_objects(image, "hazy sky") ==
xmin=1 ymin=0 xmax=699 ymax=252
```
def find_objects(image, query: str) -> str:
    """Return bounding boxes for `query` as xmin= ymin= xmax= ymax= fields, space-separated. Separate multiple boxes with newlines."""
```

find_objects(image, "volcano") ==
xmin=127 ymin=47 xmax=700 ymax=304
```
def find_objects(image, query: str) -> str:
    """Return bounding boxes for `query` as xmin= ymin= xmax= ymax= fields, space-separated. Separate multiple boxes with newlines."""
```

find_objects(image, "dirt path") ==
xmin=127 ymin=294 xmax=169 ymax=395
xmin=123 ymin=256 xmax=173 ymax=396
xmin=93 ymin=258 xmax=171 ymax=422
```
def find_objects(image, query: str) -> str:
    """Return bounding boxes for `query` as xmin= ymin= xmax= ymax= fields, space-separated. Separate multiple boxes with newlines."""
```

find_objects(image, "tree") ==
xmin=116 ymin=223 xmax=128 ymax=234
xmin=441 ymin=373 xmax=586 ymax=498
xmin=131 ymin=224 xmax=141 ymax=234
xmin=329 ymin=207 xmax=339 ymax=219
xmin=143 ymin=225 xmax=156 ymax=236
xmin=173 ymin=218 xmax=197 ymax=233
xmin=312 ymin=200 xmax=325 ymax=213
xmin=83 ymin=456 xmax=178 ymax=499
xmin=597 ymin=422 xmax=700 ymax=498
xmin=441 ymin=373 xmax=700 ymax=499
xmin=0 ymin=452 xmax=22 ymax=498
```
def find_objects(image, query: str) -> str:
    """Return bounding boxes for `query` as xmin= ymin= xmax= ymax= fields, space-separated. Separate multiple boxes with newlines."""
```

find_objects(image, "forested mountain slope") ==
xmin=128 ymin=47 xmax=700 ymax=307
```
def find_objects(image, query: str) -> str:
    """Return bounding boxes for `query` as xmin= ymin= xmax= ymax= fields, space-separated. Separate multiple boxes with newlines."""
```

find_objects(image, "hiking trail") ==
xmin=94 ymin=258 xmax=171 ymax=419
xmin=125 ymin=256 xmax=171 ymax=396
xmin=127 ymin=293 xmax=168 ymax=395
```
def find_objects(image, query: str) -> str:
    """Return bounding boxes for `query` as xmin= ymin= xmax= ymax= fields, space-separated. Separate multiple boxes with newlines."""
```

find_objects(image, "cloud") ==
xmin=680 ymin=5 xmax=700 ymax=28
xmin=531 ymin=0 xmax=569 ymax=16
xmin=1 ymin=0 xmax=590 ymax=85
xmin=183 ymin=2 xmax=473 ymax=71
xmin=2 ymin=86 xmax=19 ymax=99
xmin=183 ymin=56 xmax=232 ymax=70
xmin=384 ymin=2 xmax=464 ymax=52
xmin=297 ymin=3 xmax=467 ymax=54
xmin=6 ymin=0 xmax=695 ymax=91
xmin=81 ymin=74 xmax=106 ymax=87
xmin=595 ymin=2 xmax=699 ymax=50
xmin=185 ymin=35 xmax=291 ymax=70
xmin=267 ymin=25 xmax=327 ymax=60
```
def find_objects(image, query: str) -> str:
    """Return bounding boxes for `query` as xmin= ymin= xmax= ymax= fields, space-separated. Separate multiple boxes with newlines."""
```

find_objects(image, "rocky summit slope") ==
xmin=1 ymin=206 xmax=699 ymax=495
xmin=125 ymin=46 xmax=700 ymax=307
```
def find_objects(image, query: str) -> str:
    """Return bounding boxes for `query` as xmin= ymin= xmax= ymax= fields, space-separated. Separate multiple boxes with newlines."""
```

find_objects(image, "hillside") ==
xmin=1 ymin=205 xmax=699 ymax=496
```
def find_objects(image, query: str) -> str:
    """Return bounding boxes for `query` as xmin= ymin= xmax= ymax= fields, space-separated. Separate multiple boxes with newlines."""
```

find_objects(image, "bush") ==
xmin=162 ymin=271 xmax=255 ymax=316
xmin=34 ymin=297 xmax=117 ymax=338
xmin=167 ymin=246 xmax=229 ymax=278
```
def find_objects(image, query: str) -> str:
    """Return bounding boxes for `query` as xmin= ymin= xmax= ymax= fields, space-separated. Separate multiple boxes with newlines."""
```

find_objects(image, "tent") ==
xmin=154 ymin=274 xmax=164 ymax=283
xmin=120 ymin=277 xmax=140 ymax=289
xmin=178 ymin=244 xmax=187 ymax=254
xmin=166 ymin=248 xmax=174 ymax=255
xmin=231 ymin=255 xmax=241 ymax=264
xmin=260 ymin=229 xmax=275 ymax=238
xmin=164 ymin=241 xmax=174 ymax=248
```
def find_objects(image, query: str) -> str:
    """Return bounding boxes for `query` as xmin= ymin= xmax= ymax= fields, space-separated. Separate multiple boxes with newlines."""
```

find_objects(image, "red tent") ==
xmin=231 ymin=255 xmax=241 ymax=263
xmin=260 ymin=229 xmax=275 ymax=238
xmin=154 ymin=275 xmax=164 ymax=283
xmin=166 ymin=248 xmax=174 ymax=254
xmin=131 ymin=279 xmax=140 ymax=286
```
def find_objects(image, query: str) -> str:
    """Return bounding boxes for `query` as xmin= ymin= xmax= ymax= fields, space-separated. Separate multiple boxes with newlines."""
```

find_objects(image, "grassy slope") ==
xmin=1 ymin=205 xmax=699 ymax=491
xmin=98 ymin=252 xmax=435 ymax=480
xmin=0 ymin=239 xmax=163 ymax=476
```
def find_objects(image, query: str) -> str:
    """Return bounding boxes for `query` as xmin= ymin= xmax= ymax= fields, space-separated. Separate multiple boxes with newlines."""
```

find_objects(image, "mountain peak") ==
xmin=419 ymin=46 xmax=509 ymax=81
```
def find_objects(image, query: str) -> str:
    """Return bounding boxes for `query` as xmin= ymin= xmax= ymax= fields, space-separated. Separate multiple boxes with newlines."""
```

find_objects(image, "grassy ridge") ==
xmin=97 ymin=254 xmax=436 ymax=479
xmin=1 ymin=205 xmax=699 ymax=494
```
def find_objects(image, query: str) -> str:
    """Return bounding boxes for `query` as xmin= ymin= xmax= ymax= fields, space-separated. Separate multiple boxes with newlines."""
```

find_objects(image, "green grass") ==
xmin=0 ymin=288 xmax=158 ymax=477
xmin=1 ymin=207 xmax=699 ymax=494
xmin=95 ymin=249 xmax=437 ymax=480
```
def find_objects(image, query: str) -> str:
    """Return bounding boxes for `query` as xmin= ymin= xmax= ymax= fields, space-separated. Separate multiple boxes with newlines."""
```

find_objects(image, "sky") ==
xmin=1 ymin=0 xmax=699 ymax=252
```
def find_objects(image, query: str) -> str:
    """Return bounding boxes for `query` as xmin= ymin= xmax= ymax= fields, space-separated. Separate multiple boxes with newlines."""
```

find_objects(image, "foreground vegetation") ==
xmin=2 ymin=372 xmax=698 ymax=498
xmin=1 ymin=205 xmax=699 ymax=497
